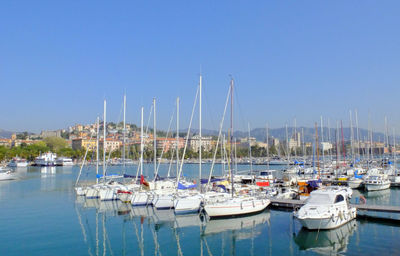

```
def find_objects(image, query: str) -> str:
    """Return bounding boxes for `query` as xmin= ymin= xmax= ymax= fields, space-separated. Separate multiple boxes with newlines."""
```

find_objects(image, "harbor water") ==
xmin=1 ymin=164 xmax=400 ymax=255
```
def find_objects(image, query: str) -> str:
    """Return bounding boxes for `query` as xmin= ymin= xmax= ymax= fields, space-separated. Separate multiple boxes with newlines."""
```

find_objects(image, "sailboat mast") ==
xmin=355 ymin=109 xmax=361 ymax=160
xmin=199 ymin=74 xmax=202 ymax=192
xmin=315 ymin=122 xmax=320 ymax=177
xmin=266 ymin=123 xmax=270 ymax=170
xmin=103 ymin=99 xmax=106 ymax=178
xmin=230 ymin=78 xmax=234 ymax=198
xmin=140 ymin=107 xmax=144 ymax=176
xmin=341 ymin=120 xmax=346 ymax=166
xmin=176 ymin=97 xmax=180 ymax=178
xmin=320 ymin=116 xmax=324 ymax=170
xmin=286 ymin=124 xmax=289 ymax=168
xmin=153 ymin=98 xmax=157 ymax=178
xmin=248 ymin=123 xmax=253 ymax=175
xmin=123 ymin=94 xmax=126 ymax=170
xmin=96 ymin=116 xmax=99 ymax=184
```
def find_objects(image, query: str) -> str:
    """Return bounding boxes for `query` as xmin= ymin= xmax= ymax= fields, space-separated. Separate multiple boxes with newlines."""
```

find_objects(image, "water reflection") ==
xmin=294 ymin=220 xmax=357 ymax=254
xmin=75 ymin=198 xmax=272 ymax=256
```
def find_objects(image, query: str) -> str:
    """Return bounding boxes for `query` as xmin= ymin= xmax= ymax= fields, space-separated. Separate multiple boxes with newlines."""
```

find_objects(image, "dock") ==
xmin=269 ymin=198 xmax=400 ymax=214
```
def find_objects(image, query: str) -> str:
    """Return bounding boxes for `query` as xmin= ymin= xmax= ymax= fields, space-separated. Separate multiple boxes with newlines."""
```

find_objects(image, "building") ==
xmin=0 ymin=138 xmax=11 ymax=147
xmin=156 ymin=137 xmax=185 ymax=152
xmin=41 ymin=130 xmax=62 ymax=138
xmin=99 ymin=138 xmax=122 ymax=152
xmin=190 ymin=135 xmax=214 ymax=152
xmin=72 ymin=138 xmax=97 ymax=151
xmin=321 ymin=142 xmax=333 ymax=152
xmin=289 ymin=132 xmax=301 ymax=150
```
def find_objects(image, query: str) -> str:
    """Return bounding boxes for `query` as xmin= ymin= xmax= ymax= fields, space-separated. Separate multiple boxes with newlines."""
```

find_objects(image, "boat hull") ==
xmin=297 ymin=208 xmax=357 ymax=230
xmin=204 ymin=198 xmax=270 ymax=218
xmin=365 ymin=183 xmax=390 ymax=191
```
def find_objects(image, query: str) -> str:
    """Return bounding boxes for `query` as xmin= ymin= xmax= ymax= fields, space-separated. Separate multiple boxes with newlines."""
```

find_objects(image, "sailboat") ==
xmin=203 ymin=78 xmax=270 ymax=218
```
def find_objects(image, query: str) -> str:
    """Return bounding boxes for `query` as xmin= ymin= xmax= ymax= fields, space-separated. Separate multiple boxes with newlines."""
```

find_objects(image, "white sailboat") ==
xmin=203 ymin=78 xmax=270 ymax=218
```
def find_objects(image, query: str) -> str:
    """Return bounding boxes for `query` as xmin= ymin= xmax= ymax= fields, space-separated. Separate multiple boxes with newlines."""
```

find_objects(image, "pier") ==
xmin=269 ymin=198 xmax=400 ymax=214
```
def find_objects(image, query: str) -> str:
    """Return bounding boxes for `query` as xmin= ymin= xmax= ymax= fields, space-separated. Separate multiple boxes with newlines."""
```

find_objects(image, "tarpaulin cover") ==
xmin=201 ymin=178 xmax=225 ymax=184
xmin=177 ymin=183 xmax=197 ymax=190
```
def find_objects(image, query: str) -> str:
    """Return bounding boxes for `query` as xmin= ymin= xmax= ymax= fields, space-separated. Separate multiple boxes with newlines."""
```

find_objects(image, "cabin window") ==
xmin=334 ymin=195 xmax=344 ymax=203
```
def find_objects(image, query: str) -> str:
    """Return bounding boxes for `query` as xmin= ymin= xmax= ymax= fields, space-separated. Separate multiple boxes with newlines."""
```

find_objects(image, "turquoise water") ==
xmin=1 ymin=164 xmax=400 ymax=255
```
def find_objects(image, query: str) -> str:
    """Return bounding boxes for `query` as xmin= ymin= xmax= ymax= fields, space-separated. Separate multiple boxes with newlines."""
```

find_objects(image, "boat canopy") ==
xmin=177 ymin=182 xmax=197 ymax=190
xmin=201 ymin=178 xmax=225 ymax=184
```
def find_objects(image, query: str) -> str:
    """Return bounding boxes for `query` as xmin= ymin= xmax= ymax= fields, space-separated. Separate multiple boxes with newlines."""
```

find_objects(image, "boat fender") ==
xmin=331 ymin=214 xmax=335 ymax=222
xmin=240 ymin=202 xmax=243 ymax=210
xmin=339 ymin=211 xmax=343 ymax=220
xmin=252 ymin=201 xmax=255 ymax=208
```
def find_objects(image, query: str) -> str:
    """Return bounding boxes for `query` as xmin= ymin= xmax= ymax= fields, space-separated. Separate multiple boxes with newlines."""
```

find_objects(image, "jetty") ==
xmin=270 ymin=198 xmax=400 ymax=214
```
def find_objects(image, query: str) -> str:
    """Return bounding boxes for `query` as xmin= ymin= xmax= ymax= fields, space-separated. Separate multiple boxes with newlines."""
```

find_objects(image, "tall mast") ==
xmin=355 ymin=109 xmax=361 ymax=160
xmin=199 ymin=74 xmax=202 ymax=192
xmin=96 ymin=116 xmax=99 ymax=184
xmin=327 ymin=118 xmax=332 ymax=161
xmin=393 ymin=128 xmax=396 ymax=165
xmin=302 ymin=127 xmax=305 ymax=158
xmin=153 ymin=98 xmax=157 ymax=178
xmin=248 ymin=123 xmax=253 ymax=175
xmin=294 ymin=118 xmax=297 ymax=162
xmin=315 ymin=122 xmax=320 ymax=177
xmin=341 ymin=120 xmax=346 ymax=167
xmin=176 ymin=97 xmax=180 ymax=178
xmin=286 ymin=124 xmax=289 ymax=167
xmin=103 ymin=99 xmax=106 ymax=178
xmin=230 ymin=78 xmax=234 ymax=198
xmin=123 ymin=94 xmax=126 ymax=170
xmin=349 ymin=110 xmax=354 ymax=164
xmin=336 ymin=121 xmax=339 ymax=169
xmin=140 ymin=107 xmax=144 ymax=176
xmin=266 ymin=123 xmax=269 ymax=170
xmin=320 ymin=116 xmax=325 ymax=170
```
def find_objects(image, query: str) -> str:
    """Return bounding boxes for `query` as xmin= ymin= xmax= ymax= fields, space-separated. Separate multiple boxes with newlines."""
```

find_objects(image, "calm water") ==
xmin=1 ymin=164 xmax=400 ymax=255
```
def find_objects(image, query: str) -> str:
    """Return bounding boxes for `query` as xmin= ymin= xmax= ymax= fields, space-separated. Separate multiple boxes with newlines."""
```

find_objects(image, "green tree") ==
xmin=43 ymin=137 xmax=68 ymax=151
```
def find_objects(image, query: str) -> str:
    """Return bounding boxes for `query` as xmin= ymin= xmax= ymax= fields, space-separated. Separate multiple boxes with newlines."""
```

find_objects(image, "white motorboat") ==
xmin=56 ymin=157 xmax=73 ymax=166
xmin=364 ymin=174 xmax=390 ymax=191
xmin=203 ymin=196 xmax=270 ymax=218
xmin=0 ymin=168 xmax=16 ymax=181
xmin=294 ymin=187 xmax=356 ymax=230
xmin=34 ymin=152 xmax=57 ymax=166
xmin=347 ymin=177 xmax=364 ymax=189
xmin=7 ymin=157 xmax=28 ymax=167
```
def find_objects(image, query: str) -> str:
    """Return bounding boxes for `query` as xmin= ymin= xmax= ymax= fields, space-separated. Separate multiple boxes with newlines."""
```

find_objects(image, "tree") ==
xmin=43 ymin=137 xmax=68 ymax=151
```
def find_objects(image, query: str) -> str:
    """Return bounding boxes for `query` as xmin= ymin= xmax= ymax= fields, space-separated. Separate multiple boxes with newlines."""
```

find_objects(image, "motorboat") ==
xmin=364 ymin=174 xmax=390 ymax=191
xmin=0 ymin=168 xmax=16 ymax=181
xmin=294 ymin=186 xmax=356 ymax=230
xmin=347 ymin=177 xmax=363 ymax=189
xmin=56 ymin=157 xmax=74 ymax=166
xmin=7 ymin=157 xmax=28 ymax=167
xmin=34 ymin=152 xmax=57 ymax=166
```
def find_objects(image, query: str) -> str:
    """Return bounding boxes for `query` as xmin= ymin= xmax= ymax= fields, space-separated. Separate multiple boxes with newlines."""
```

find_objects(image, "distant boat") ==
xmin=0 ymin=168 xmax=16 ymax=181
xmin=7 ymin=157 xmax=28 ymax=167
xmin=34 ymin=152 xmax=57 ymax=166
xmin=56 ymin=157 xmax=74 ymax=166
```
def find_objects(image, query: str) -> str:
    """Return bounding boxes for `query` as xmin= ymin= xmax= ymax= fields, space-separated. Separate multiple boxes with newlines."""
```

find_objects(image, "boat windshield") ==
xmin=306 ymin=194 xmax=332 ymax=204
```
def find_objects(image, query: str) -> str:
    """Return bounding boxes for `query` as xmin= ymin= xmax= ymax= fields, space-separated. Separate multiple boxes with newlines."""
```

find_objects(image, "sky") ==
xmin=1 ymin=1 xmax=400 ymax=133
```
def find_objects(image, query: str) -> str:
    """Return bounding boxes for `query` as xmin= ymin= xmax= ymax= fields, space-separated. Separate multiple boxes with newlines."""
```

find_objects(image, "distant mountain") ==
xmin=0 ymin=129 xmax=13 ymax=139
xmin=183 ymin=127 xmax=389 ymax=143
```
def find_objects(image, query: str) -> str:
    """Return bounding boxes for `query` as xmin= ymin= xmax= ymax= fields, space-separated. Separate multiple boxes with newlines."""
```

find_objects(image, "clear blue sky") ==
xmin=1 ymin=1 xmax=399 ymax=133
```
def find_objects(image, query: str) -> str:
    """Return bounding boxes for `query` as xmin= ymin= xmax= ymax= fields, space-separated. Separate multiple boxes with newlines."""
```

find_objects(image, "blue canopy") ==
xmin=96 ymin=174 xmax=121 ymax=178
xmin=201 ymin=178 xmax=225 ymax=184
xmin=177 ymin=183 xmax=197 ymax=190
xmin=307 ymin=179 xmax=321 ymax=188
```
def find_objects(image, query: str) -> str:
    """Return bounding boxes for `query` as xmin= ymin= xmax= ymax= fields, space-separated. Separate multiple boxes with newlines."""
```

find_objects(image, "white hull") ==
xmin=85 ymin=187 xmax=100 ymax=198
xmin=131 ymin=192 xmax=152 ymax=206
xmin=347 ymin=179 xmax=363 ymax=189
xmin=0 ymin=171 xmax=16 ymax=181
xmin=8 ymin=162 xmax=28 ymax=167
xmin=99 ymin=188 xmax=118 ymax=201
xmin=297 ymin=208 xmax=357 ymax=230
xmin=153 ymin=194 xmax=175 ymax=209
xmin=204 ymin=197 xmax=270 ymax=218
xmin=117 ymin=191 xmax=133 ymax=203
xmin=365 ymin=183 xmax=390 ymax=191
xmin=75 ymin=187 xmax=87 ymax=196
xmin=174 ymin=195 xmax=203 ymax=214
